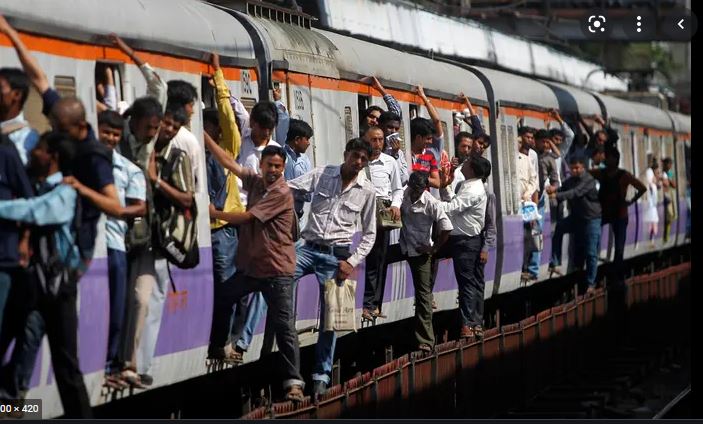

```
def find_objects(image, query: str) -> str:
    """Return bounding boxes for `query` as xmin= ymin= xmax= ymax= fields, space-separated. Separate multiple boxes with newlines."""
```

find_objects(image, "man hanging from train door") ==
xmin=361 ymin=126 xmax=403 ymax=321
xmin=287 ymin=138 xmax=377 ymax=399
xmin=516 ymin=126 xmax=541 ymax=283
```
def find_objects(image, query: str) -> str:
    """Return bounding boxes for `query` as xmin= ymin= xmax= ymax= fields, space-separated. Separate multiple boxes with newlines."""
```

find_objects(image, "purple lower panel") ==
xmin=627 ymin=206 xmax=638 ymax=246
xmin=154 ymin=248 xmax=213 ymax=357
xmin=295 ymin=275 xmax=322 ymax=321
xmin=77 ymin=257 xmax=110 ymax=374
xmin=503 ymin=217 xmax=527 ymax=273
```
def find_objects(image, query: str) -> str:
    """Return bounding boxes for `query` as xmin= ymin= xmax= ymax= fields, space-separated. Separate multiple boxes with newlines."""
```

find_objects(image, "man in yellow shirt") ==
xmin=204 ymin=54 xmax=248 ymax=363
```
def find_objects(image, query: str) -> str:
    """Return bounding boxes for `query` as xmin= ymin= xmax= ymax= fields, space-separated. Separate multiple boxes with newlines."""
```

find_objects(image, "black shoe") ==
xmin=139 ymin=374 xmax=153 ymax=386
xmin=312 ymin=380 xmax=328 ymax=399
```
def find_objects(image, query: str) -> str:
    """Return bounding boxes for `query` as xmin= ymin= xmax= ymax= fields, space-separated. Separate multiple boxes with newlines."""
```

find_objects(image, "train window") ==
xmin=23 ymin=87 xmax=50 ymax=134
xmin=54 ymin=75 xmax=76 ymax=98
xmin=240 ymin=97 xmax=257 ymax=115
xmin=344 ymin=106 xmax=354 ymax=142
xmin=95 ymin=62 xmax=124 ymax=114
xmin=441 ymin=121 xmax=449 ymax=154
xmin=357 ymin=94 xmax=369 ymax=116
xmin=200 ymin=75 xmax=215 ymax=109
xmin=409 ymin=104 xmax=418 ymax=120
xmin=500 ymin=124 xmax=514 ymax=215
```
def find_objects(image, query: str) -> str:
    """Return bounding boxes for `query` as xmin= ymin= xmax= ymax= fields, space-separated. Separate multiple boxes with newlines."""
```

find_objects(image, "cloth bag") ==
xmin=323 ymin=279 xmax=357 ymax=332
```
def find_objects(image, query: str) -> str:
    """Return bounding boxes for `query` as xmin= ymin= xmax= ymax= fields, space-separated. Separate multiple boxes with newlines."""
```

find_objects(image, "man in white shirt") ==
xmin=517 ymin=127 xmax=541 ymax=282
xmin=0 ymin=68 xmax=39 ymax=165
xmin=167 ymin=80 xmax=204 ymax=193
xmin=438 ymin=156 xmax=489 ymax=339
xmin=361 ymin=126 xmax=403 ymax=320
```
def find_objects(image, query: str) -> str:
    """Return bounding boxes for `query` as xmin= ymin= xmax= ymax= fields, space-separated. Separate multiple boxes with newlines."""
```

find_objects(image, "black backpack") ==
xmin=152 ymin=146 xmax=199 ymax=269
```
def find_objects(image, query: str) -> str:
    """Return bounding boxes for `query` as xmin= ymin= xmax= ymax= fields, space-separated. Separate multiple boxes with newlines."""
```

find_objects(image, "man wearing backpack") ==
xmin=0 ymin=132 xmax=91 ymax=418
xmin=590 ymin=148 xmax=646 ymax=286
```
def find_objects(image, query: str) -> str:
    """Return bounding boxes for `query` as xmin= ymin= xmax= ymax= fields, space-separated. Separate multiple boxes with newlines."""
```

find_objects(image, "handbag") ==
xmin=365 ymin=166 xmax=402 ymax=229
xmin=323 ymin=279 xmax=357 ymax=332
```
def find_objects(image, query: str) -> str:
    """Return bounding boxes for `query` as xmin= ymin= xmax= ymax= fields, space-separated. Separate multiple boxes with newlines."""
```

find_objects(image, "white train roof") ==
xmin=669 ymin=111 xmax=691 ymax=134
xmin=0 ymin=0 xmax=256 ymax=62
xmin=595 ymin=93 xmax=673 ymax=130
xmin=317 ymin=29 xmax=487 ymax=102
xmin=472 ymin=66 xmax=559 ymax=110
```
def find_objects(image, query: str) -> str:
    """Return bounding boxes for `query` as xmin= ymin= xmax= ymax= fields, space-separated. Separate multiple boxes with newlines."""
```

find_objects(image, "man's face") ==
xmin=0 ymin=77 xmax=20 ymax=119
xmin=133 ymin=115 xmax=162 ymax=145
xmin=473 ymin=137 xmax=488 ymax=157
xmin=50 ymin=113 xmax=85 ymax=142
xmin=204 ymin=121 xmax=221 ymax=142
xmin=158 ymin=114 xmax=181 ymax=143
xmin=292 ymin=136 xmax=311 ymax=154
xmin=605 ymin=154 xmax=618 ymax=169
xmin=29 ymin=145 xmax=53 ymax=178
xmin=413 ymin=134 xmax=434 ymax=152
xmin=663 ymin=161 xmax=672 ymax=172
xmin=184 ymin=101 xmax=195 ymax=122
xmin=408 ymin=183 xmax=425 ymax=201
xmin=260 ymin=154 xmax=285 ymax=185
xmin=98 ymin=124 xmax=123 ymax=150
xmin=569 ymin=162 xmax=585 ymax=177
xmin=251 ymin=120 xmax=274 ymax=145
xmin=366 ymin=128 xmax=384 ymax=155
xmin=343 ymin=148 xmax=369 ymax=174
xmin=592 ymin=151 xmax=605 ymax=165
xmin=596 ymin=131 xmax=607 ymax=145
xmin=457 ymin=137 xmax=472 ymax=160
xmin=552 ymin=134 xmax=563 ymax=146
xmin=366 ymin=110 xmax=381 ymax=127
xmin=535 ymin=137 xmax=547 ymax=153
xmin=382 ymin=120 xmax=401 ymax=137
xmin=522 ymin=132 xmax=535 ymax=149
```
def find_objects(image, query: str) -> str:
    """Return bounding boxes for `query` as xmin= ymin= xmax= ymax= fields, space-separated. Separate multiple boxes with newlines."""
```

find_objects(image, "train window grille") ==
xmin=409 ymin=104 xmax=418 ymax=120
xmin=240 ymin=97 xmax=257 ymax=115
xmin=241 ymin=70 xmax=253 ymax=96
xmin=54 ymin=76 xmax=76 ymax=98
xmin=500 ymin=124 xmax=513 ymax=215
xmin=344 ymin=106 xmax=354 ymax=142
xmin=441 ymin=121 xmax=449 ymax=155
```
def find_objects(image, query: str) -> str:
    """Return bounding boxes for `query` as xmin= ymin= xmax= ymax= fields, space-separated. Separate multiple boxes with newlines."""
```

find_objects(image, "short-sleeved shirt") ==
xmin=411 ymin=148 xmax=438 ymax=174
xmin=0 ymin=140 xmax=34 ymax=268
xmin=399 ymin=190 xmax=453 ymax=257
xmin=106 ymin=151 xmax=147 ymax=252
xmin=236 ymin=169 xmax=296 ymax=278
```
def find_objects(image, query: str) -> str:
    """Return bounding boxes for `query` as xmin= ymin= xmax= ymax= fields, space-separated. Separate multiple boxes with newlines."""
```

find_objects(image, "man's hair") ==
xmin=379 ymin=111 xmax=401 ymax=126
xmin=569 ymin=156 xmax=586 ymax=165
xmin=605 ymin=147 xmax=620 ymax=162
xmin=250 ymin=101 xmax=278 ymax=130
xmin=364 ymin=125 xmax=384 ymax=137
xmin=595 ymin=129 xmax=608 ymax=138
xmin=549 ymin=128 xmax=565 ymax=139
xmin=345 ymin=137 xmax=372 ymax=157
xmin=476 ymin=133 xmax=491 ymax=148
xmin=518 ymin=126 xmax=536 ymax=137
xmin=662 ymin=157 xmax=673 ymax=166
xmin=467 ymin=155 xmax=491 ymax=182
xmin=167 ymin=80 xmax=198 ymax=106
xmin=408 ymin=171 xmax=430 ymax=190
xmin=411 ymin=117 xmax=434 ymax=140
xmin=43 ymin=131 xmax=77 ymax=176
xmin=126 ymin=96 xmax=164 ymax=122
xmin=454 ymin=131 xmax=474 ymax=150
xmin=364 ymin=105 xmax=383 ymax=118
xmin=535 ymin=129 xmax=551 ymax=141
xmin=286 ymin=119 xmax=314 ymax=144
xmin=98 ymin=110 xmax=124 ymax=129
xmin=202 ymin=108 xmax=219 ymax=129
xmin=165 ymin=102 xmax=188 ymax=125
xmin=261 ymin=145 xmax=286 ymax=162
xmin=0 ymin=68 xmax=30 ymax=107
xmin=591 ymin=145 xmax=605 ymax=157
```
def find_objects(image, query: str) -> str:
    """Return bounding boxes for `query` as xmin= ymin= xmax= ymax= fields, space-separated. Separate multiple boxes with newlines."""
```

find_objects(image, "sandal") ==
xmin=548 ymin=266 xmax=563 ymax=278
xmin=286 ymin=384 xmax=305 ymax=402
xmin=121 ymin=369 xmax=146 ymax=389
xmin=418 ymin=343 xmax=432 ymax=353
xmin=104 ymin=372 xmax=129 ymax=389
xmin=372 ymin=308 xmax=387 ymax=319
xmin=361 ymin=308 xmax=374 ymax=321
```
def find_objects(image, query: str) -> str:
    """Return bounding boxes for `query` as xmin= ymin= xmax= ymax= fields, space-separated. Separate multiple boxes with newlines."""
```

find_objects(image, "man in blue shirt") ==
xmin=0 ymin=132 xmax=92 ymax=418
xmin=283 ymin=119 xmax=314 ymax=217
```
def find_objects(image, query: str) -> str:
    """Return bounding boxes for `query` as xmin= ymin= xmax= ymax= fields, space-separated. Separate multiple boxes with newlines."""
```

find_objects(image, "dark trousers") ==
xmin=363 ymin=227 xmax=391 ymax=311
xmin=408 ymin=254 xmax=434 ymax=346
xmin=106 ymin=248 xmax=127 ymax=372
xmin=209 ymin=273 xmax=303 ymax=389
xmin=606 ymin=217 xmax=628 ymax=287
xmin=210 ymin=226 xmax=248 ymax=344
xmin=450 ymin=235 xmax=484 ymax=328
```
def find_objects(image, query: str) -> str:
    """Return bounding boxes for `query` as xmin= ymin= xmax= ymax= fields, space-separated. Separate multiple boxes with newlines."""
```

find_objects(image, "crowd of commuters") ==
xmin=0 ymin=14 xmax=686 ymax=417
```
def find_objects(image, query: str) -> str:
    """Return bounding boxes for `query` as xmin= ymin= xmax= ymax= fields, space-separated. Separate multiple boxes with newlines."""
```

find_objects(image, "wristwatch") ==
xmin=154 ymin=178 xmax=161 ymax=190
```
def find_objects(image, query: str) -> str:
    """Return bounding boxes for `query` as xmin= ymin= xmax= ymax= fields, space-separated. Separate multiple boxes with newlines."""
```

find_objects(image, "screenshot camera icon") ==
xmin=582 ymin=10 xmax=611 ymax=39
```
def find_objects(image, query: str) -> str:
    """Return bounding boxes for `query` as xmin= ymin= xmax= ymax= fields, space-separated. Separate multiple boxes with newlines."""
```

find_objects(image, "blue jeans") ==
xmin=294 ymin=243 xmax=350 ymax=385
xmin=106 ymin=248 xmax=128 ymax=372
xmin=551 ymin=215 xmax=602 ymax=287
xmin=235 ymin=293 xmax=267 ymax=351
xmin=210 ymin=226 xmax=248 ymax=344
xmin=525 ymin=195 xmax=546 ymax=277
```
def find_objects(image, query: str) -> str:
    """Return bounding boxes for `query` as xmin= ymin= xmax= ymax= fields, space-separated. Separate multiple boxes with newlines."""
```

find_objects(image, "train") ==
xmin=0 ymin=0 xmax=691 ymax=418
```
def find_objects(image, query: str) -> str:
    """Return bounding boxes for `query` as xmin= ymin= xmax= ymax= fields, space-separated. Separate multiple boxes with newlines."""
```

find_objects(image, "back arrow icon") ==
xmin=678 ymin=18 xmax=685 ymax=29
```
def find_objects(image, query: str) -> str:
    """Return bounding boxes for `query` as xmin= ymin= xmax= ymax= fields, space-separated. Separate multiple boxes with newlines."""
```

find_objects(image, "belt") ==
xmin=304 ymin=241 xmax=350 ymax=257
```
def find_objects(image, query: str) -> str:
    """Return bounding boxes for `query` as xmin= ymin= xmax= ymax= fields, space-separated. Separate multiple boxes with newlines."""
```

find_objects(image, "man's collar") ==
xmin=46 ymin=171 xmax=64 ymax=186
xmin=284 ymin=143 xmax=299 ymax=158
xmin=0 ymin=112 xmax=25 ymax=127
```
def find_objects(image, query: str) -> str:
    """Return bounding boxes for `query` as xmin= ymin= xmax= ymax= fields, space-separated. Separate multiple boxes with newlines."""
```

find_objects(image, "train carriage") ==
xmin=0 ymin=0 xmax=690 ymax=418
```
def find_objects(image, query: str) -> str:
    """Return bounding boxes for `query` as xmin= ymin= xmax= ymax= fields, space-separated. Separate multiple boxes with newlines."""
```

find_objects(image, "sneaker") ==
xmin=312 ymin=380 xmax=328 ymax=400
xmin=286 ymin=384 xmax=305 ymax=402
xmin=208 ymin=347 xmax=243 ymax=364
xmin=139 ymin=374 xmax=153 ymax=387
